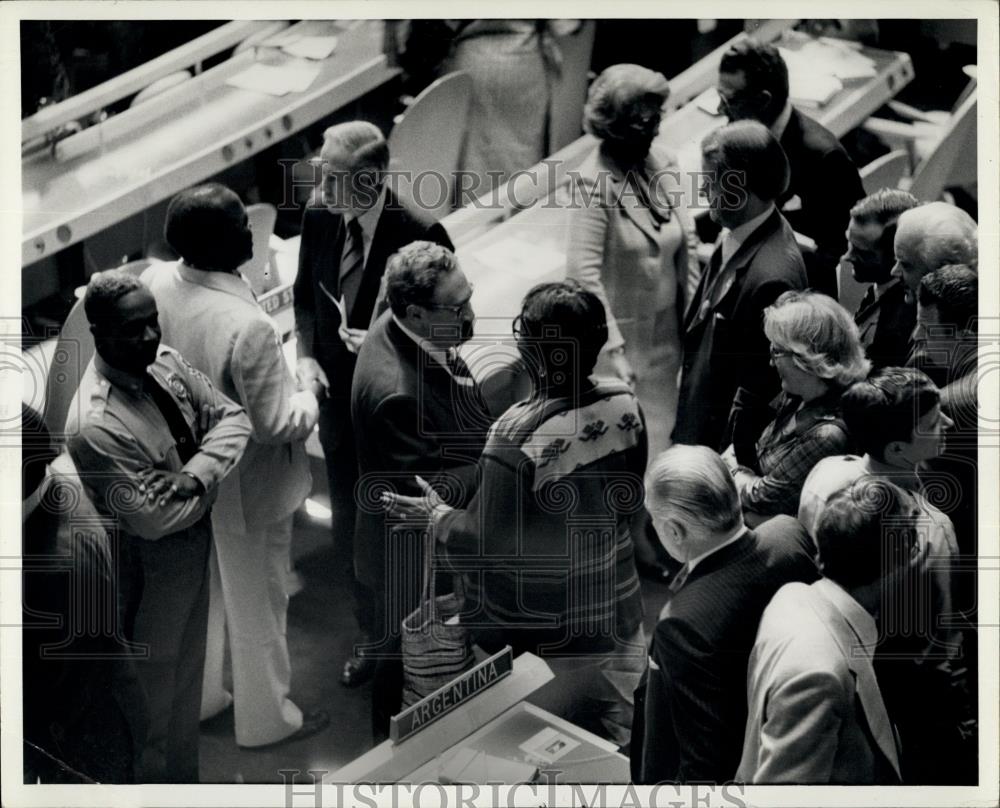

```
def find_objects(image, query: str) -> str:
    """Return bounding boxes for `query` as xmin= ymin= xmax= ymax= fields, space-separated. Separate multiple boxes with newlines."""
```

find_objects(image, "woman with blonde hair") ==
xmin=724 ymin=290 xmax=871 ymax=524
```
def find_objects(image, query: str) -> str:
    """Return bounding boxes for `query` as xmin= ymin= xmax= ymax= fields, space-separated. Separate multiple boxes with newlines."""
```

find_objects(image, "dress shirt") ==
xmin=770 ymin=101 xmax=793 ymax=141
xmin=721 ymin=204 xmax=777 ymax=267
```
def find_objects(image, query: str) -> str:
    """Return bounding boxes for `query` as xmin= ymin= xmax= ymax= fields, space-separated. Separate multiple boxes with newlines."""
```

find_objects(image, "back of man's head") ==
xmin=702 ymin=120 xmax=790 ymax=203
xmin=718 ymin=38 xmax=789 ymax=125
xmin=919 ymin=264 xmax=978 ymax=333
xmin=815 ymin=482 xmax=917 ymax=589
xmin=850 ymin=188 xmax=920 ymax=260
xmin=164 ymin=183 xmax=250 ymax=272
xmin=320 ymin=121 xmax=389 ymax=174
xmin=83 ymin=269 xmax=145 ymax=328
xmin=897 ymin=202 xmax=978 ymax=274
xmin=646 ymin=445 xmax=743 ymax=538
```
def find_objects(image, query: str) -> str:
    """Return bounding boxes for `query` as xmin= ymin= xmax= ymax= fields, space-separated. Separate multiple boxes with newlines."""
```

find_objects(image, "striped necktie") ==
xmin=339 ymin=217 xmax=365 ymax=311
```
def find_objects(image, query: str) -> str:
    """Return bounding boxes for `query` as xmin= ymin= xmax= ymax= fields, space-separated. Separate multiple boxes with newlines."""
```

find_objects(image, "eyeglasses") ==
xmin=424 ymin=284 xmax=474 ymax=317
xmin=769 ymin=346 xmax=795 ymax=360
xmin=512 ymin=315 xmax=525 ymax=338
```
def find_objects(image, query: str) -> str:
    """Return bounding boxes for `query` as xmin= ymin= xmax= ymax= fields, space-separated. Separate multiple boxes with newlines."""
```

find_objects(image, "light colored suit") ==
xmin=142 ymin=260 xmax=315 ymax=746
xmin=738 ymin=579 xmax=901 ymax=784
xmin=565 ymin=142 xmax=694 ymax=454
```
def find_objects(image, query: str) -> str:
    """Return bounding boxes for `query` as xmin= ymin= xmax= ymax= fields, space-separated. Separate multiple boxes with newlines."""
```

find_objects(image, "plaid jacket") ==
xmin=438 ymin=378 xmax=647 ymax=655
xmin=736 ymin=390 xmax=850 ymax=518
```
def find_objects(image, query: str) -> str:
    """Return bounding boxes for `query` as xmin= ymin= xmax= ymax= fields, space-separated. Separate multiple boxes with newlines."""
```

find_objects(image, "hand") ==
xmin=137 ymin=469 xmax=201 ymax=507
xmin=380 ymin=475 xmax=453 ymax=526
xmin=296 ymin=357 xmax=329 ymax=393
xmin=338 ymin=325 xmax=367 ymax=354
xmin=199 ymin=403 xmax=226 ymax=433
xmin=721 ymin=443 xmax=740 ymax=473
xmin=608 ymin=348 xmax=637 ymax=389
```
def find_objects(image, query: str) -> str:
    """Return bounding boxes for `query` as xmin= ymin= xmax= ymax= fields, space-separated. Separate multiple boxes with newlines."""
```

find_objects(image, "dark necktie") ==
xmin=855 ymin=285 xmax=877 ymax=320
xmin=339 ymin=217 xmax=365 ymax=312
xmin=144 ymin=376 xmax=197 ymax=464
xmin=685 ymin=245 xmax=724 ymax=330
xmin=446 ymin=348 xmax=474 ymax=380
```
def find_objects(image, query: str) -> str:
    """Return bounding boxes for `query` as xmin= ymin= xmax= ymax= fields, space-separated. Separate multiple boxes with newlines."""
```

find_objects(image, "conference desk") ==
xmin=21 ymin=19 xmax=398 ymax=268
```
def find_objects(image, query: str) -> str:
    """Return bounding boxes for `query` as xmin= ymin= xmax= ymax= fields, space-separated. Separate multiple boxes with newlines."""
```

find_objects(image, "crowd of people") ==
xmin=22 ymin=37 xmax=979 ymax=786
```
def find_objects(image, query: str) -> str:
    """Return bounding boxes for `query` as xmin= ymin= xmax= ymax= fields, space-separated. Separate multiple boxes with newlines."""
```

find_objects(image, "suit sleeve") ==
xmin=368 ymin=393 xmax=481 ymax=503
xmin=294 ymin=210 xmax=318 ymax=360
xmin=173 ymin=355 xmax=252 ymax=492
xmin=728 ymin=278 xmax=799 ymax=466
xmin=805 ymin=149 xmax=864 ymax=269
xmin=231 ymin=317 xmax=318 ymax=445
xmin=752 ymin=669 xmax=845 ymax=784
xmin=565 ymin=178 xmax=625 ymax=350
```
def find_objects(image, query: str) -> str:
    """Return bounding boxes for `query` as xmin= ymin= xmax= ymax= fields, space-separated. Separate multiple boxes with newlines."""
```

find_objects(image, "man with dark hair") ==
xmin=143 ymin=184 xmax=329 ymax=748
xmin=293 ymin=121 xmax=454 ymax=687
xmin=717 ymin=38 xmax=865 ymax=297
xmin=351 ymin=241 xmax=490 ymax=736
xmin=674 ymin=120 xmax=807 ymax=465
xmin=66 ymin=270 xmax=251 ymax=782
xmin=635 ymin=445 xmax=817 ymax=784
xmin=799 ymin=367 xmax=971 ymax=783
xmin=844 ymin=189 xmax=921 ymax=368
xmin=739 ymin=484 xmax=915 ymax=784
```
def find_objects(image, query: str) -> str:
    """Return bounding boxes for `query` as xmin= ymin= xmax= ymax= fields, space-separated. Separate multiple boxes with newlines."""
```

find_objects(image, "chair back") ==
xmin=240 ymin=203 xmax=280 ymax=296
xmin=44 ymin=260 xmax=151 ymax=439
xmin=908 ymin=89 xmax=977 ymax=202
xmin=130 ymin=71 xmax=193 ymax=107
xmin=859 ymin=149 xmax=910 ymax=196
xmin=388 ymin=71 xmax=473 ymax=218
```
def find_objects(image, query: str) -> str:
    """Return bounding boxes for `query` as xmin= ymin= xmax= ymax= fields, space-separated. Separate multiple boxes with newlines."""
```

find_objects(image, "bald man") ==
xmin=892 ymin=202 xmax=978 ymax=305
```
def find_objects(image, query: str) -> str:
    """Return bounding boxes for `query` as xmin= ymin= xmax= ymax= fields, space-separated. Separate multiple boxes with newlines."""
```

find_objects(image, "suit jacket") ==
xmin=779 ymin=108 xmax=864 ymax=295
xmin=738 ymin=579 xmax=901 ymax=784
xmin=293 ymin=189 xmax=453 ymax=406
xmin=351 ymin=311 xmax=491 ymax=593
xmin=854 ymin=279 xmax=916 ymax=370
xmin=673 ymin=208 xmax=807 ymax=463
xmin=639 ymin=516 xmax=818 ymax=784
xmin=143 ymin=261 xmax=312 ymax=532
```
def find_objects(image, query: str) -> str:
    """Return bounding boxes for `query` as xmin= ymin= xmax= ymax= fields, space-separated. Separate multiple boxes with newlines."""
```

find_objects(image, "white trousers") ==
xmin=200 ymin=516 xmax=303 ymax=746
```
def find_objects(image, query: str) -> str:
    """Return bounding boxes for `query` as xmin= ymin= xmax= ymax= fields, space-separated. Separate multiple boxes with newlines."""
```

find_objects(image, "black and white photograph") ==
xmin=4 ymin=3 xmax=997 ymax=806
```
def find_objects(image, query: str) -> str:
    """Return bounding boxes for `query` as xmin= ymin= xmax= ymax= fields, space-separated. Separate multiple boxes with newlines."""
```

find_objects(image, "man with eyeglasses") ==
xmin=843 ymin=189 xmax=920 ymax=369
xmin=350 ymin=241 xmax=492 ymax=738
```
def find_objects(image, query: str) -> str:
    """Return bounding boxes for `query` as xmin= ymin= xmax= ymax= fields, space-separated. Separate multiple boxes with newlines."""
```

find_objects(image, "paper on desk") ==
xmin=281 ymin=35 xmax=338 ymax=60
xmin=318 ymin=280 xmax=348 ymax=322
xmin=474 ymin=236 xmax=565 ymax=281
xmin=226 ymin=60 xmax=322 ymax=96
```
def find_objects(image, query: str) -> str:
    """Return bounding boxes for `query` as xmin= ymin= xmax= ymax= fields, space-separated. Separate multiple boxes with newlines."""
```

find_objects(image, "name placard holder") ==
xmin=390 ymin=647 xmax=513 ymax=744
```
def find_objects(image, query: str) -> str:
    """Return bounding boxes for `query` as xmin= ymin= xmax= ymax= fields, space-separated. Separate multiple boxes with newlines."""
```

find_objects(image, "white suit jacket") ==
xmin=738 ymin=579 xmax=901 ymax=784
xmin=142 ymin=261 xmax=313 ymax=532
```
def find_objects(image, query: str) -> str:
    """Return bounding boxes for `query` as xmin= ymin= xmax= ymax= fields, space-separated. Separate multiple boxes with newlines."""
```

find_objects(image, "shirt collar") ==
xmin=349 ymin=184 xmax=387 ymax=239
xmin=686 ymin=523 xmax=749 ymax=573
xmin=814 ymin=576 xmax=878 ymax=652
xmin=392 ymin=314 xmax=452 ymax=371
xmin=94 ymin=353 xmax=148 ymax=396
xmin=771 ymin=101 xmax=793 ymax=139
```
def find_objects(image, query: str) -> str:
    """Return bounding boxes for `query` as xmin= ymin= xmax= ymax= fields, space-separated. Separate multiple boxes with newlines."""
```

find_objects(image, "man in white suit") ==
xmin=738 ymin=484 xmax=916 ymax=784
xmin=143 ymin=184 xmax=329 ymax=747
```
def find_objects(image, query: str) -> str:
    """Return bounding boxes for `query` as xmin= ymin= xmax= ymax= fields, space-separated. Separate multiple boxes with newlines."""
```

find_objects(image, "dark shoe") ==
xmin=340 ymin=653 xmax=376 ymax=687
xmin=240 ymin=709 xmax=330 ymax=750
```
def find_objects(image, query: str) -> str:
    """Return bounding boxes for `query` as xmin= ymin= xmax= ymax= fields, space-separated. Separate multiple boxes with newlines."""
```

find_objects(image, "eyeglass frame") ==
xmin=421 ymin=283 xmax=475 ymax=317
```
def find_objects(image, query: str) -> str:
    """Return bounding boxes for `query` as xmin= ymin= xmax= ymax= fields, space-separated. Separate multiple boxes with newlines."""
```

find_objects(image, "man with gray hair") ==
xmin=293 ymin=121 xmax=453 ymax=687
xmin=892 ymin=201 xmax=978 ymax=305
xmin=351 ymin=241 xmax=491 ymax=736
xmin=635 ymin=445 xmax=817 ymax=783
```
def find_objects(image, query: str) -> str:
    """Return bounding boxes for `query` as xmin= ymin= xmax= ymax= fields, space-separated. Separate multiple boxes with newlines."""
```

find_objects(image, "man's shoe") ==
xmin=239 ymin=709 xmax=330 ymax=750
xmin=340 ymin=654 xmax=376 ymax=687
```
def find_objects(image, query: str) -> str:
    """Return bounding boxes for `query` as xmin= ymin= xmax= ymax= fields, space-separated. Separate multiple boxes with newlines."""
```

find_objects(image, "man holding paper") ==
xmin=293 ymin=121 xmax=453 ymax=688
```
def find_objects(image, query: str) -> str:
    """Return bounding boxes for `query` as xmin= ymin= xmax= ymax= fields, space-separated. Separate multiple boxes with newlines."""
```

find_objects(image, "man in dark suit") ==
xmin=351 ymin=241 xmax=492 ymax=736
xmin=844 ymin=189 xmax=920 ymax=369
xmin=293 ymin=122 xmax=453 ymax=687
xmin=717 ymin=39 xmax=865 ymax=298
xmin=673 ymin=120 xmax=807 ymax=466
xmin=636 ymin=445 xmax=818 ymax=783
